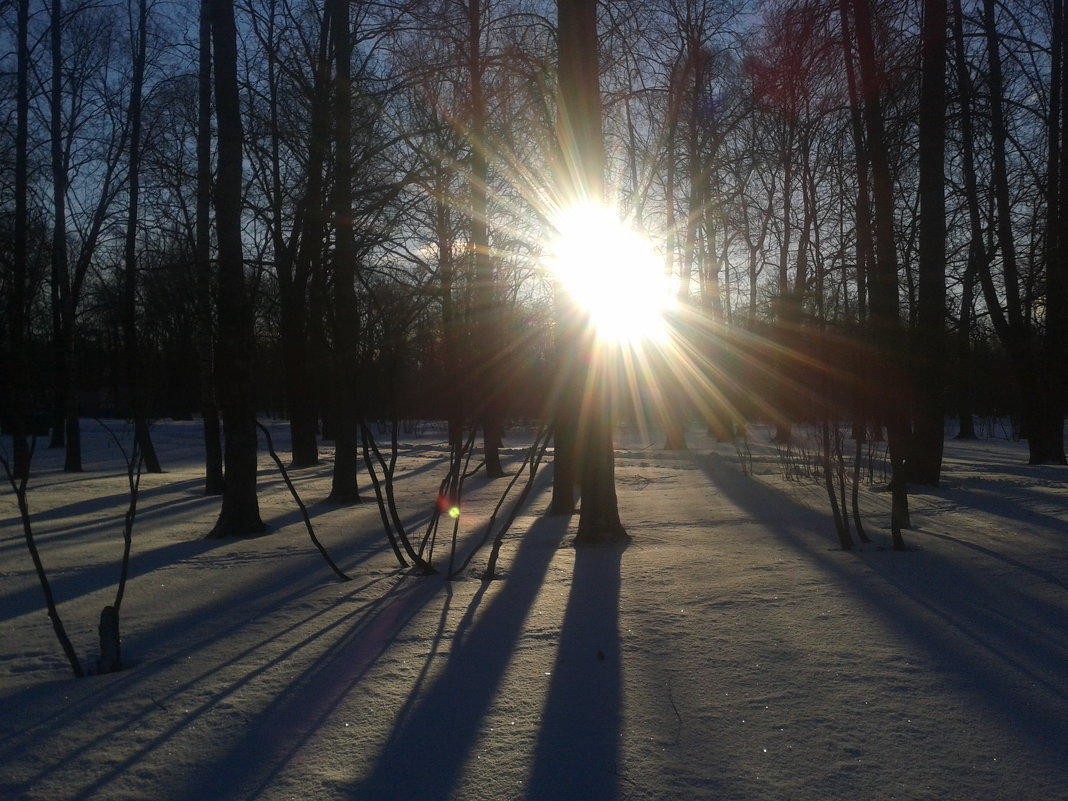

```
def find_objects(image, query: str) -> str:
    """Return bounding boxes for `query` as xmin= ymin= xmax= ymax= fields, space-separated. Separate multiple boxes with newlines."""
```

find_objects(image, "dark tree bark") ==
xmin=950 ymin=0 xmax=989 ymax=441
xmin=555 ymin=0 xmax=626 ymax=545
xmin=196 ymin=0 xmax=224 ymax=494
xmin=48 ymin=0 xmax=69 ymax=454
xmin=467 ymin=0 xmax=505 ymax=479
xmin=1039 ymin=0 xmax=1068 ymax=463
xmin=327 ymin=0 xmax=362 ymax=504
xmin=273 ymin=0 xmax=329 ymax=470
xmin=7 ymin=0 xmax=32 ymax=481
xmin=909 ymin=0 xmax=948 ymax=485
xmin=849 ymin=0 xmax=908 ymax=549
xmin=122 ymin=0 xmax=162 ymax=474
xmin=207 ymin=0 xmax=266 ymax=537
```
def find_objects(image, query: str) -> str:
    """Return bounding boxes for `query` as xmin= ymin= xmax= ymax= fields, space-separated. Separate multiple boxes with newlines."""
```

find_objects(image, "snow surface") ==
xmin=2 ymin=419 xmax=1067 ymax=801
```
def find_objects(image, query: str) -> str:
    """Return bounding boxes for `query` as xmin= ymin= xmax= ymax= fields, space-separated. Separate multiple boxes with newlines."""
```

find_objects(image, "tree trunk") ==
xmin=196 ymin=0 xmax=224 ymax=494
xmin=1037 ymin=0 xmax=1068 ymax=464
xmin=556 ymin=0 xmax=626 ymax=545
xmin=275 ymin=0 xmax=329 ymax=470
xmin=327 ymin=0 xmax=361 ymax=504
xmin=910 ymin=0 xmax=948 ymax=485
xmin=850 ymin=0 xmax=908 ymax=549
xmin=122 ymin=0 xmax=162 ymax=475
xmin=207 ymin=0 xmax=266 ymax=537
xmin=467 ymin=0 xmax=505 ymax=478
xmin=49 ymin=0 xmax=68 ymax=454
xmin=7 ymin=0 xmax=32 ymax=481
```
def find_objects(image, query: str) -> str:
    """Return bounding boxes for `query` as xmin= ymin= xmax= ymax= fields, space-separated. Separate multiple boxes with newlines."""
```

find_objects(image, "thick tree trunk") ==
xmin=207 ymin=0 xmax=265 ymax=537
xmin=556 ymin=0 xmax=626 ymax=545
xmin=910 ymin=0 xmax=948 ymax=485
xmin=327 ymin=0 xmax=361 ymax=504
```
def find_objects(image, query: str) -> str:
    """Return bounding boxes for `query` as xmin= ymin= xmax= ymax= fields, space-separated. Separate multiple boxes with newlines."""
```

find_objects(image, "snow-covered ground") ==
xmin=1 ymin=419 xmax=1066 ymax=800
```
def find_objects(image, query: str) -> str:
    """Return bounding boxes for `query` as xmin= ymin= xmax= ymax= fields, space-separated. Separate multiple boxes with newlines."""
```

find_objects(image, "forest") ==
xmin=2 ymin=1 xmax=1067 ymax=797
xmin=3 ymin=0 xmax=1064 ymax=502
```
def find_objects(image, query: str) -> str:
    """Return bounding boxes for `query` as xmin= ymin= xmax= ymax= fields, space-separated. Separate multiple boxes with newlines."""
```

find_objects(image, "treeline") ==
xmin=2 ymin=0 xmax=1065 ymax=525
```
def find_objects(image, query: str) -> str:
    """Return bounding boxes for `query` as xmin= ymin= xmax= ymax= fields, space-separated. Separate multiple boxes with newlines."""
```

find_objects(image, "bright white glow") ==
xmin=548 ymin=204 xmax=673 ymax=345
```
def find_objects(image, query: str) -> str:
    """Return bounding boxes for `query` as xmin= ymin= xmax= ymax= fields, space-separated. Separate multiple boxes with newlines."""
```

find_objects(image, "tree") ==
xmin=554 ymin=0 xmax=625 ymax=545
xmin=121 ymin=0 xmax=163 ymax=474
xmin=207 ymin=0 xmax=266 ymax=538
xmin=196 ymin=0 xmax=224 ymax=493
xmin=848 ymin=0 xmax=908 ymax=549
xmin=6 ymin=0 xmax=33 ymax=482
xmin=326 ymin=0 xmax=362 ymax=504
xmin=910 ymin=0 xmax=948 ymax=485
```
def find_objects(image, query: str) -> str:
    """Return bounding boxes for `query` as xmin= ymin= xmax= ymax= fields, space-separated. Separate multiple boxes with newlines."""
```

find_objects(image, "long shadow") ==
xmin=0 ymin=561 xmax=411 ymax=797
xmin=0 ymin=538 xmax=234 ymax=624
xmin=105 ymin=573 xmax=442 ymax=801
xmin=526 ymin=542 xmax=625 ymax=801
xmin=693 ymin=452 xmax=1068 ymax=764
xmin=351 ymin=511 xmax=570 ymax=800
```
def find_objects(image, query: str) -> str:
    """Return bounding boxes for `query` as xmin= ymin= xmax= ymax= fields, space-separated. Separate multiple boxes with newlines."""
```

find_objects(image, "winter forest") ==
xmin=2 ymin=0 xmax=1067 ymax=799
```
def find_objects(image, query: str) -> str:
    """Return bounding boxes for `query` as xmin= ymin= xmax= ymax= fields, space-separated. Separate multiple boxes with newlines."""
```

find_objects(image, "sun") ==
xmin=548 ymin=203 xmax=674 ymax=345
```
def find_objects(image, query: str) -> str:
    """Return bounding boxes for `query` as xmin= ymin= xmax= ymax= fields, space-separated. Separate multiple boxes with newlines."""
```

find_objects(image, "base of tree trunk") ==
xmin=326 ymin=488 xmax=362 ymax=505
xmin=573 ymin=524 xmax=629 ymax=548
xmin=96 ymin=605 xmax=122 ymax=674
xmin=207 ymin=512 xmax=267 ymax=539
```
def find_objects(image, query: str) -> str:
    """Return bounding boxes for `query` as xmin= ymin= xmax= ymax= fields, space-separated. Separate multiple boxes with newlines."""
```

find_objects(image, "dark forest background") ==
xmin=2 ymin=0 xmax=1065 ymax=531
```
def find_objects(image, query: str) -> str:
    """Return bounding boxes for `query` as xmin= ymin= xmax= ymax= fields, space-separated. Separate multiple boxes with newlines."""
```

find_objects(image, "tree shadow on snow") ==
xmin=351 ymin=512 xmax=570 ymax=800
xmin=525 ymin=541 xmax=626 ymax=801
xmin=694 ymin=451 xmax=1068 ymax=766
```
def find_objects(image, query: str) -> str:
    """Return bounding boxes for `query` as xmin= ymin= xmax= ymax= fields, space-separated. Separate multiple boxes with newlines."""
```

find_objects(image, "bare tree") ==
xmin=207 ymin=0 xmax=266 ymax=537
xmin=910 ymin=0 xmax=948 ymax=485
xmin=554 ymin=0 xmax=626 ymax=545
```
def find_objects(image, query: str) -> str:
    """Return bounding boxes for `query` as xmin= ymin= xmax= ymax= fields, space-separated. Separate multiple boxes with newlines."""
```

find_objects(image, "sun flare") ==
xmin=548 ymin=204 xmax=674 ymax=345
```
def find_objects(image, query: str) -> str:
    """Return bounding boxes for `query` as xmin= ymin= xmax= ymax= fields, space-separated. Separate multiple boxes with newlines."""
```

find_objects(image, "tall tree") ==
xmin=6 ymin=0 xmax=33 ymax=481
xmin=122 ymin=0 xmax=163 ymax=474
xmin=207 ymin=0 xmax=266 ymax=537
xmin=196 ymin=0 xmax=224 ymax=493
xmin=910 ymin=0 xmax=948 ymax=485
xmin=555 ymin=0 xmax=625 ymax=544
xmin=848 ymin=0 xmax=908 ymax=549
xmin=326 ymin=0 xmax=362 ymax=503
xmin=467 ymin=0 xmax=505 ymax=478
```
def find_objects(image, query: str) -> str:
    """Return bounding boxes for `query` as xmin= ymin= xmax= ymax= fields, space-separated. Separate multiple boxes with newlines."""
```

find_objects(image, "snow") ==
xmin=2 ymin=419 xmax=1067 ymax=800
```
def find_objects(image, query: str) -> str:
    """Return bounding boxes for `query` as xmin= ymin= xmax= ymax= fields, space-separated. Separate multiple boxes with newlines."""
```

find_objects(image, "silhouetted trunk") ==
xmin=48 ymin=0 xmax=67 ymax=453
xmin=270 ymin=0 xmax=322 ymax=469
xmin=47 ymin=0 xmax=87 ymax=471
xmin=7 ymin=0 xmax=32 ymax=481
xmin=951 ymin=0 xmax=988 ymax=441
xmin=910 ymin=0 xmax=947 ymax=485
xmin=196 ymin=0 xmax=224 ymax=494
xmin=556 ymin=0 xmax=625 ymax=545
xmin=327 ymin=0 xmax=361 ymax=503
xmin=850 ymin=0 xmax=908 ymax=549
xmin=122 ymin=0 xmax=162 ymax=474
xmin=1038 ymin=0 xmax=1068 ymax=463
xmin=207 ymin=0 xmax=265 ymax=537
xmin=467 ymin=0 xmax=505 ymax=478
